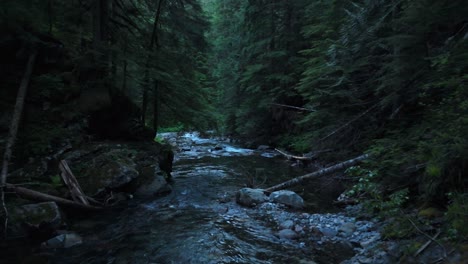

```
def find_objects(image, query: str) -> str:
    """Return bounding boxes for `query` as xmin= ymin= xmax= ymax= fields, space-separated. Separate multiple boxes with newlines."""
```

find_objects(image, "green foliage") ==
xmin=382 ymin=217 xmax=415 ymax=239
xmin=159 ymin=123 xmax=184 ymax=133
xmin=346 ymin=166 xmax=409 ymax=217
xmin=50 ymin=174 xmax=63 ymax=188
xmin=153 ymin=136 xmax=165 ymax=144
xmin=446 ymin=192 xmax=468 ymax=239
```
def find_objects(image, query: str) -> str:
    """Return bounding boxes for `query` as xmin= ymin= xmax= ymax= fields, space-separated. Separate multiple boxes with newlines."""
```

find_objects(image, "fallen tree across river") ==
xmin=264 ymin=154 xmax=370 ymax=193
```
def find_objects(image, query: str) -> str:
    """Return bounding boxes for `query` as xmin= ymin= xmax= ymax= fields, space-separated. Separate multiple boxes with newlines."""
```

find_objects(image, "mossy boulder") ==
xmin=10 ymin=202 xmax=63 ymax=239
xmin=67 ymin=149 xmax=138 ymax=196
xmin=63 ymin=142 xmax=173 ymax=197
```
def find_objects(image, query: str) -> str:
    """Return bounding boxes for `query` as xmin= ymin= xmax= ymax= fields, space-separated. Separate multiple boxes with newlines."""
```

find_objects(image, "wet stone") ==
xmin=279 ymin=220 xmax=294 ymax=230
xmin=278 ymin=229 xmax=298 ymax=240
xmin=339 ymin=222 xmax=356 ymax=236
xmin=236 ymin=188 xmax=268 ymax=207
xmin=269 ymin=190 xmax=304 ymax=209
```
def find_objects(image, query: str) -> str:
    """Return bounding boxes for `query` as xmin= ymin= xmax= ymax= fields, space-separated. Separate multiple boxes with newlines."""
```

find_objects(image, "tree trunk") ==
xmin=92 ymin=0 xmax=102 ymax=49
xmin=264 ymin=154 xmax=370 ymax=193
xmin=141 ymin=0 xmax=165 ymax=125
xmin=122 ymin=37 xmax=128 ymax=94
xmin=48 ymin=0 xmax=53 ymax=34
xmin=142 ymin=71 xmax=149 ymax=125
xmin=122 ymin=58 xmax=127 ymax=94
xmin=1 ymin=51 xmax=37 ymax=236
xmin=153 ymin=80 xmax=159 ymax=134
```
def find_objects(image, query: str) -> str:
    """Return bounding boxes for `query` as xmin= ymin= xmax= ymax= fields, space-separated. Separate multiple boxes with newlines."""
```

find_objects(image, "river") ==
xmin=46 ymin=132 xmax=383 ymax=264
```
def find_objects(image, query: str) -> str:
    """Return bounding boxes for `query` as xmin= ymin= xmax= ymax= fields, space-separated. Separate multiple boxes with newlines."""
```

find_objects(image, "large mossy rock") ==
xmin=10 ymin=202 xmax=63 ymax=239
xmin=74 ymin=149 xmax=139 ymax=196
xmin=64 ymin=142 xmax=173 ymax=197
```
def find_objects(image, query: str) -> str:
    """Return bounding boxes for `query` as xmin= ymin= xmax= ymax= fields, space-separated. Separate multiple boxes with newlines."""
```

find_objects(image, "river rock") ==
xmin=41 ymin=233 xmax=83 ymax=248
xmin=236 ymin=188 xmax=268 ymax=207
xmin=338 ymin=222 xmax=356 ymax=236
xmin=269 ymin=190 xmax=304 ymax=209
xmin=319 ymin=227 xmax=338 ymax=237
xmin=278 ymin=229 xmax=298 ymax=239
xmin=280 ymin=220 xmax=295 ymax=230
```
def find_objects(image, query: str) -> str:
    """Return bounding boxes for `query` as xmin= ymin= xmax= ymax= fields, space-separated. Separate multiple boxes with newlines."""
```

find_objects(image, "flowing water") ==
xmin=48 ymin=132 xmax=343 ymax=264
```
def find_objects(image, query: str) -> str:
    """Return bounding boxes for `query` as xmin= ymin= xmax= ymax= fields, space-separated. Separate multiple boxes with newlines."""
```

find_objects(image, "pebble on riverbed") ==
xmin=257 ymin=202 xmax=391 ymax=264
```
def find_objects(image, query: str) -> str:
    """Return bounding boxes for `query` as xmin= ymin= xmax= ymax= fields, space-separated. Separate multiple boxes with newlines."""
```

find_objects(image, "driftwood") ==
xmin=1 ymin=51 xmax=37 ymax=236
xmin=275 ymin=148 xmax=333 ymax=161
xmin=264 ymin=154 xmax=370 ymax=193
xmin=414 ymin=230 xmax=441 ymax=257
xmin=59 ymin=160 xmax=89 ymax=205
xmin=6 ymin=184 xmax=101 ymax=211
xmin=275 ymin=148 xmax=314 ymax=161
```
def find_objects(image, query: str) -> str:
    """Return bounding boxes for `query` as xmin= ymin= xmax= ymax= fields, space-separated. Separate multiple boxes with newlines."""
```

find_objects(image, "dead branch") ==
xmin=275 ymin=148 xmax=314 ymax=161
xmin=320 ymin=104 xmax=378 ymax=142
xmin=406 ymin=215 xmax=447 ymax=259
xmin=414 ymin=230 xmax=441 ymax=257
xmin=264 ymin=154 xmax=370 ymax=193
xmin=58 ymin=160 xmax=89 ymax=205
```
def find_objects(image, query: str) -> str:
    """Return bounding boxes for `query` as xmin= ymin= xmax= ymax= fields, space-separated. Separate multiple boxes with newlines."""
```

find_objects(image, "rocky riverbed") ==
xmin=3 ymin=132 xmax=465 ymax=263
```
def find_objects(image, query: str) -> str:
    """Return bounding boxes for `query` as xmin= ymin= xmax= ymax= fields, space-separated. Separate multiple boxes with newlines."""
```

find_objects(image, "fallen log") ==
xmin=6 ymin=184 xmax=101 ymax=211
xmin=275 ymin=148 xmax=314 ymax=161
xmin=275 ymin=148 xmax=334 ymax=161
xmin=264 ymin=154 xmax=370 ymax=193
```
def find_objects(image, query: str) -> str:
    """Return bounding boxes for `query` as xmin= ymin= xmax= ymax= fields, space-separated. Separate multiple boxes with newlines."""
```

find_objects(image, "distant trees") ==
xmin=207 ymin=0 xmax=306 ymax=141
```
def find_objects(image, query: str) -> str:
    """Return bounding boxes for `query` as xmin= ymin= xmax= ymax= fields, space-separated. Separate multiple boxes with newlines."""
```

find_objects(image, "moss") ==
xmin=10 ymin=202 xmax=59 ymax=226
xmin=382 ymin=218 xmax=415 ymax=239
xmin=418 ymin=207 xmax=444 ymax=218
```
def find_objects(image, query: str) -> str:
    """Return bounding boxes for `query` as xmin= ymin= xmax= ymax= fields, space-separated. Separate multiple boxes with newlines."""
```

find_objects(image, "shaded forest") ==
xmin=206 ymin=0 xmax=467 ymax=241
xmin=0 ymin=0 xmax=467 ymax=259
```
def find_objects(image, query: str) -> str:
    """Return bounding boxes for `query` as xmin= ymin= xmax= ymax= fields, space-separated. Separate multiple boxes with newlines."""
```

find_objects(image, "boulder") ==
xmin=269 ymin=190 xmax=304 ymax=209
xmin=135 ymin=175 xmax=172 ymax=197
xmin=10 ymin=202 xmax=62 ymax=238
xmin=75 ymin=149 xmax=139 ymax=196
xmin=236 ymin=188 xmax=268 ymax=207
xmin=63 ymin=142 xmax=174 ymax=198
